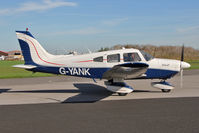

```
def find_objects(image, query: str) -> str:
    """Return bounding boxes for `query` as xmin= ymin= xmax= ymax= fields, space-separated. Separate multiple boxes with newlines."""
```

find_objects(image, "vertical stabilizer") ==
xmin=16 ymin=30 xmax=54 ymax=65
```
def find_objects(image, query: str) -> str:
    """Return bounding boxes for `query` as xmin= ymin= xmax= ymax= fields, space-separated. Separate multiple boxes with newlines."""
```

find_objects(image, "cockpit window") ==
xmin=123 ymin=53 xmax=141 ymax=62
xmin=140 ymin=50 xmax=154 ymax=61
xmin=107 ymin=54 xmax=120 ymax=63
xmin=93 ymin=56 xmax=103 ymax=62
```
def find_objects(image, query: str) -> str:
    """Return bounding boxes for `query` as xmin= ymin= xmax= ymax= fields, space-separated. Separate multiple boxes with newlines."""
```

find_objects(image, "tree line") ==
xmin=98 ymin=44 xmax=199 ymax=61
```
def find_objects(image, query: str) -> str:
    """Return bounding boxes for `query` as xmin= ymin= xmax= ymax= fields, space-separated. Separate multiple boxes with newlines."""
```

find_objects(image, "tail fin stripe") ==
xmin=24 ymin=37 xmax=65 ymax=66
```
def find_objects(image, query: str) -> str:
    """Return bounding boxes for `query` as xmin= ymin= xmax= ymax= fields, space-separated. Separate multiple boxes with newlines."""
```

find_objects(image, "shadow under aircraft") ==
xmin=2 ymin=84 xmax=113 ymax=103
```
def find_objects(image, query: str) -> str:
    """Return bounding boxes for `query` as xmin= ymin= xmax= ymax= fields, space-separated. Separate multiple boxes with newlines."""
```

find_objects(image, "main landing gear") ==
xmin=104 ymin=79 xmax=133 ymax=96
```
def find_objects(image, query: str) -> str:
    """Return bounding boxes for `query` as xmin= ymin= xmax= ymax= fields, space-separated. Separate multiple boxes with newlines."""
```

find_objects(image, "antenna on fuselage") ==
xmin=87 ymin=48 xmax=92 ymax=54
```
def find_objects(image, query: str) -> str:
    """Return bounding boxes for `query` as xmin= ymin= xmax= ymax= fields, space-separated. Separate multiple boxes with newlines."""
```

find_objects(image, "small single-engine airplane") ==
xmin=14 ymin=29 xmax=191 ymax=96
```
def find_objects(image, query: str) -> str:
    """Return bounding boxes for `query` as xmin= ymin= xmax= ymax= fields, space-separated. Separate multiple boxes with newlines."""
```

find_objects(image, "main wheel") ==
xmin=161 ymin=89 xmax=171 ymax=93
xmin=118 ymin=93 xmax=128 ymax=96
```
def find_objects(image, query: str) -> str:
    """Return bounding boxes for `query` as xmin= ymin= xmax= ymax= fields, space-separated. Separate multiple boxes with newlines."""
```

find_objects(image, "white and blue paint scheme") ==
xmin=14 ymin=30 xmax=191 ymax=96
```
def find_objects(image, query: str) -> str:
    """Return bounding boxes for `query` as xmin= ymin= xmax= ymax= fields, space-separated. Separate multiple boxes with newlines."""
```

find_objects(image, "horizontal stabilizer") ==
xmin=13 ymin=64 xmax=37 ymax=69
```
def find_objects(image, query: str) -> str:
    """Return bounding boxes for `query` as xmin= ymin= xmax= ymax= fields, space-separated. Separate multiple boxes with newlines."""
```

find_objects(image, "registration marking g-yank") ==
xmin=59 ymin=67 xmax=91 ymax=76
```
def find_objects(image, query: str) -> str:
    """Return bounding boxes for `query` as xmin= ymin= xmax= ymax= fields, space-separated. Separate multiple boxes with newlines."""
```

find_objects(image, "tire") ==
xmin=118 ymin=93 xmax=128 ymax=96
xmin=161 ymin=89 xmax=171 ymax=93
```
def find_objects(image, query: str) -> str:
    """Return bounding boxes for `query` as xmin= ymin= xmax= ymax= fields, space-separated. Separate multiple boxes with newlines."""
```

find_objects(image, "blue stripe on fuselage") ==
xmin=30 ymin=66 xmax=178 ymax=79
xmin=32 ymin=66 xmax=110 ymax=79
xmin=145 ymin=68 xmax=178 ymax=79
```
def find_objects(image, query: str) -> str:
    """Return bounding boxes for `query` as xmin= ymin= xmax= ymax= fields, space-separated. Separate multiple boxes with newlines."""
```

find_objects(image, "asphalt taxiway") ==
xmin=0 ymin=70 xmax=199 ymax=104
xmin=0 ymin=70 xmax=198 ymax=133
xmin=0 ymin=97 xmax=198 ymax=133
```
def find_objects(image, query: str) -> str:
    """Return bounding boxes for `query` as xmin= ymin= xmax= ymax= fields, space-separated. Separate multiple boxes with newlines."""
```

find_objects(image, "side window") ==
xmin=123 ymin=53 xmax=141 ymax=62
xmin=93 ymin=56 xmax=103 ymax=62
xmin=107 ymin=54 xmax=120 ymax=63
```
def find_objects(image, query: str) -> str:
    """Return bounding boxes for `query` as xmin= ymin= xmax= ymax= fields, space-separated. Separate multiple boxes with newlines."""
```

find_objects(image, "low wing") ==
xmin=102 ymin=62 xmax=149 ymax=80
xmin=13 ymin=64 xmax=37 ymax=69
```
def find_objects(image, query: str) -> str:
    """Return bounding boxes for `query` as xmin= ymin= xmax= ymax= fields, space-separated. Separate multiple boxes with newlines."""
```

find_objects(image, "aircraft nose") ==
xmin=181 ymin=61 xmax=191 ymax=69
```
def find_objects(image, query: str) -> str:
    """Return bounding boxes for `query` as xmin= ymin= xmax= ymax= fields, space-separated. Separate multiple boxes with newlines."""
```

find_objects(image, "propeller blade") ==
xmin=181 ymin=45 xmax=184 ymax=61
xmin=180 ymin=44 xmax=184 ymax=88
xmin=180 ymin=68 xmax=183 ymax=88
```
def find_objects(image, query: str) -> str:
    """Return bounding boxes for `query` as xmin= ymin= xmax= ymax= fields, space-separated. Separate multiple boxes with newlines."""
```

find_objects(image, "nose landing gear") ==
xmin=104 ymin=79 xmax=133 ymax=96
xmin=151 ymin=81 xmax=174 ymax=93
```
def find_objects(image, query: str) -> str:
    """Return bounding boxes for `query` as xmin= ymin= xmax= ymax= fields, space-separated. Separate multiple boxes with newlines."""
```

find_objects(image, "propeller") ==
xmin=180 ymin=45 xmax=184 ymax=88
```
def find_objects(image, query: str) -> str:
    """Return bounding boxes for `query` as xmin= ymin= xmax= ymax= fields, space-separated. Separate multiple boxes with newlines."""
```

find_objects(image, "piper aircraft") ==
xmin=14 ymin=29 xmax=191 ymax=96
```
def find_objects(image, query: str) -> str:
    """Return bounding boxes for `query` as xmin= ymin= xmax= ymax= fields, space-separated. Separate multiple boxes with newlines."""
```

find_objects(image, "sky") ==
xmin=0 ymin=0 xmax=199 ymax=53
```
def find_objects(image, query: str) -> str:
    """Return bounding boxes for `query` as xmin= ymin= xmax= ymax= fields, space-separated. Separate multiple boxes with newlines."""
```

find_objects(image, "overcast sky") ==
xmin=0 ymin=0 xmax=199 ymax=53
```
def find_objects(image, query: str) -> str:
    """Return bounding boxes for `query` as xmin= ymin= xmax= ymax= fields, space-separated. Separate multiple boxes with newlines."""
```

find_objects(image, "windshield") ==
xmin=123 ymin=53 xmax=141 ymax=62
xmin=140 ymin=50 xmax=154 ymax=61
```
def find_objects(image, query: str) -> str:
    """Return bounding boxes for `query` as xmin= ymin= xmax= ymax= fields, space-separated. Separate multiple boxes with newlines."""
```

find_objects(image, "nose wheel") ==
xmin=118 ymin=93 xmax=128 ymax=96
xmin=161 ymin=89 xmax=171 ymax=93
xmin=151 ymin=80 xmax=174 ymax=93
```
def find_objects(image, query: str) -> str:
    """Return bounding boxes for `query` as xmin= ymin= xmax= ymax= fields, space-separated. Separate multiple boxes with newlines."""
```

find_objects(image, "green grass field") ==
xmin=0 ymin=61 xmax=53 ymax=79
xmin=0 ymin=60 xmax=198 ymax=79
xmin=187 ymin=60 xmax=199 ymax=69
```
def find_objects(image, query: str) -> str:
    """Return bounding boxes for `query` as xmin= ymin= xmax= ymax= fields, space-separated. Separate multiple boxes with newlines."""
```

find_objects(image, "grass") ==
xmin=0 ymin=61 xmax=53 ymax=79
xmin=187 ymin=60 xmax=199 ymax=69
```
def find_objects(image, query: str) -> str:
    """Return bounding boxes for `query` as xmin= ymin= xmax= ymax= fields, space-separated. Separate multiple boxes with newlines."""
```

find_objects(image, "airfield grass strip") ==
xmin=187 ymin=60 xmax=199 ymax=70
xmin=0 ymin=61 xmax=53 ymax=79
